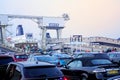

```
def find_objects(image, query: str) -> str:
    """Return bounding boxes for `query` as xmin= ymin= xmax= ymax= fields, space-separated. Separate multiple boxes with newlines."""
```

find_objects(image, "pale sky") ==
xmin=0 ymin=0 xmax=120 ymax=39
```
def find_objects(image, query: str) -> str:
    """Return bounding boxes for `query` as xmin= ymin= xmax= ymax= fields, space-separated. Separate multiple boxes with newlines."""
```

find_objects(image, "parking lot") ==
xmin=0 ymin=51 xmax=120 ymax=80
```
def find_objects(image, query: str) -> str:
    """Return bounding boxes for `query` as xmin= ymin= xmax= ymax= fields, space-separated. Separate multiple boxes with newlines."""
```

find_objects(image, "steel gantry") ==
xmin=0 ymin=14 xmax=69 ymax=51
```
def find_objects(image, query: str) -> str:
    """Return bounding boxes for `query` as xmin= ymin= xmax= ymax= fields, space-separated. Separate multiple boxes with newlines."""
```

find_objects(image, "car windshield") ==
xmin=52 ymin=53 xmax=71 ymax=58
xmin=24 ymin=66 xmax=63 ymax=78
xmin=91 ymin=59 xmax=112 ymax=65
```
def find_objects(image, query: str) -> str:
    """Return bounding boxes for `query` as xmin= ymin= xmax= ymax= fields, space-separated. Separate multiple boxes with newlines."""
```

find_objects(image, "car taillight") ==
xmin=58 ymin=76 xmax=69 ymax=80
xmin=63 ymin=76 xmax=69 ymax=80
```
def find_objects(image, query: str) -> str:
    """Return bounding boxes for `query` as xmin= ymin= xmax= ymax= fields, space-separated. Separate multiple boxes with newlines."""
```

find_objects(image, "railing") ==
xmin=0 ymin=43 xmax=23 ymax=52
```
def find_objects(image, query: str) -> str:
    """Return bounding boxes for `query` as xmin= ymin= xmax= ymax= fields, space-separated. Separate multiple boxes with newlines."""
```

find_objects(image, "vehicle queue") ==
xmin=0 ymin=51 xmax=120 ymax=80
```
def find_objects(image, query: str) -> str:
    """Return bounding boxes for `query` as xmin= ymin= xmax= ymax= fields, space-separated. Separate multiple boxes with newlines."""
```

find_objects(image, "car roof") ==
xmin=73 ymin=56 xmax=110 ymax=60
xmin=31 ymin=55 xmax=52 ymax=58
xmin=9 ymin=61 xmax=56 ymax=67
xmin=14 ymin=53 xmax=28 ymax=55
xmin=0 ymin=54 xmax=13 ymax=57
xmin=74 ymin=52 xmax=102 ymax=54
xmin=74 ymin=53 xmax=109 ymax=58
xmin=30 ymin=53 xmax=50 ymax=56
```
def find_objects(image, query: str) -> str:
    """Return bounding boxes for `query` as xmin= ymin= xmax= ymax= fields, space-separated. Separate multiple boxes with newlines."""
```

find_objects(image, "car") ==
xmin=107 ymin=52 xmax=120 ymax=64
xmin=12 ymin=53 xmax=29 ymax=62
xmin=4 ymin=61 xmax=67 ymax=80
xmin=60 ymin=56 xmax=120 ymax=80
xmin=27 ymin=54 xmax=60 ymax=66
xmin=0 ymin=55 xmax=14 ymax=79
xmin=49 ymin=52 xmax=73 ymax=67
xmin=51 ymin=52 xmax=72 ymax=58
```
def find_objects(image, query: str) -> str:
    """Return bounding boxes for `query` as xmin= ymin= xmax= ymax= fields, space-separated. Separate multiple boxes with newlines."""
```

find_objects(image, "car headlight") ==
xmin=93 ymin=68 xmax=106 ymax=73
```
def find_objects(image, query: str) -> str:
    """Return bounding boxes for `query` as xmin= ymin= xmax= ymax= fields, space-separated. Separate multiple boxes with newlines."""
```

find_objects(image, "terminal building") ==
xmin=46 ymin=35 xmax=120 ymax=53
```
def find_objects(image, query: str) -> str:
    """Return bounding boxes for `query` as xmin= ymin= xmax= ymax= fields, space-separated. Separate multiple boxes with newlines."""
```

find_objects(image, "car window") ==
xmin=67 ymin=60 xmax=82 ymax=68
xmin=31 ymin=57 xmax=35 ymax=61
xmin=5 ymin=64 xmax=17 ymax=80
xmin=59 ymin=58 xmax=72 ymax=65
xmin=76 ymin=61 xmax=82 ymax=68
xmin=16 ymin=66 xmax=21 ymax=72
xmin=91 ymin=59 xmax=112 ymax=65
xmin=109 ymin=54 xmax=117 ymax=58
xmin=36 ymin=56 xmax=57 ymax=62
xmin=10 ymin=66 xmax=21 ymax=80
xmin=24 ymin=66 xmax=63 ymax=78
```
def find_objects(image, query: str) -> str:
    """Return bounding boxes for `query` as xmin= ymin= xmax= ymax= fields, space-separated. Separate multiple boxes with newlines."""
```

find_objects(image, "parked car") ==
xmin=4 ymin=61 xmax=67 ymax=80
xmin=107 ymin=52 xmax=120 ymax=64
xmin=60 ymin=56 xmax=120 ymax=80
xmin=27 ymin=54 xmax=60 ymax=66
xmin=49 ymin=52 xmax=73 ymax=67
xmin=12 ymin=54 xmax=29 ymax=62
xmin=0 ymin=55 xmax=14 ymax=79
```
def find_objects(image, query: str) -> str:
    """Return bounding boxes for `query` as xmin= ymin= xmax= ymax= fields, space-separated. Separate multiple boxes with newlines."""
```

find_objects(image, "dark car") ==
xmin=0 ymin=55 xmax=14 ymax=79
xmin=4 ymin=61 xmax=67 ymax=80
xmin=27 ymin=54 xmax=60 ymax=66
xmin=107 ymin=52 xmax=120 ymax=64
xmin=60 ymin=56 xmax=120 ymax=80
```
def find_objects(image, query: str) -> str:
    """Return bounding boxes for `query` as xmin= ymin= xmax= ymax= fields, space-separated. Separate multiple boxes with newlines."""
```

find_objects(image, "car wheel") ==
xmin=81 ymin=76 xmax=88 ymax=80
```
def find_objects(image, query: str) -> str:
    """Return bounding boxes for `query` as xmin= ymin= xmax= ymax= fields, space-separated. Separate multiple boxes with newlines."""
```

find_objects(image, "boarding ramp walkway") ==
xmin=0 ymin=44 xmax=22 ymax=53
